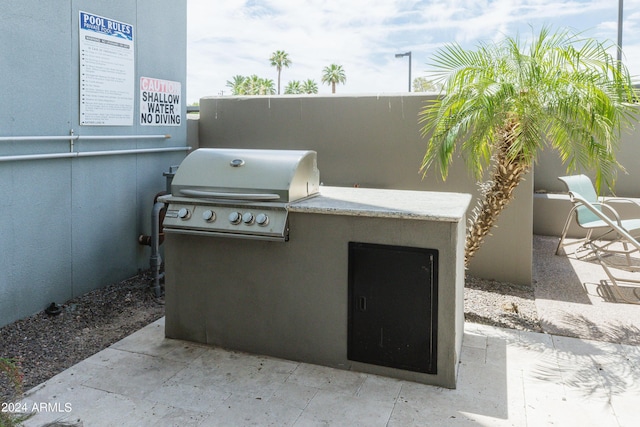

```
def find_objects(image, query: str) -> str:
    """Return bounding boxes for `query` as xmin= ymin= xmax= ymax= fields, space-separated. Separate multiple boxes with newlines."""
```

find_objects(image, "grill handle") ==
xmin=179 ymin=189 xmax=281 ymax=201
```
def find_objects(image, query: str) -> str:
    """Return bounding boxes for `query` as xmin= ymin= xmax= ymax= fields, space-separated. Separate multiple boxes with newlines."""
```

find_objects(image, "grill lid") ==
xmin=170 ymin=148 xmax=320 ymax=203
xmin=161 ymin=148 xmax=321 ymax=242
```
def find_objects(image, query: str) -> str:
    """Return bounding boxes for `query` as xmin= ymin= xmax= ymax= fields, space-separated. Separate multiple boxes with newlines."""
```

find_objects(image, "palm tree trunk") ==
xmin=464 ymin=132 xmax=530 ymax=267
xmin=277 ymin=68 xmax=282 ymax=95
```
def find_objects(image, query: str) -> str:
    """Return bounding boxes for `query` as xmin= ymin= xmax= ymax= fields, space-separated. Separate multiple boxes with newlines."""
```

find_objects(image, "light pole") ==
xmin=395 ymin=51 xmax=412 ymax=92
xmin=617 ymin=0 xmax=623 ymax=62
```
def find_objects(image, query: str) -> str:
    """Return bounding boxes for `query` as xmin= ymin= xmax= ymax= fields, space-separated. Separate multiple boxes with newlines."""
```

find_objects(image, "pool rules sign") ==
xmin=79 ymin=11 xmax=134 ymax=126
xmin=140 ymin=77 xmax=182 ymax=126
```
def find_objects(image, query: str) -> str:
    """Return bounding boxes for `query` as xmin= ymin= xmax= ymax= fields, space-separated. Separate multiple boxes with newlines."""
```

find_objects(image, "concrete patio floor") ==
xmin=17 ymin=235 xmax=640 ymax=426
xmin=18 ymin=319 xmax=640 ymax=427
xmin=533 ymin=235 xmax=640 ymax=345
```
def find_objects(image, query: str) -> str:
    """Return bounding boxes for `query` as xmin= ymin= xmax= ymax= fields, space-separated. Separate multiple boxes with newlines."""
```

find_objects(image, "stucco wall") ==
xmin=534 ymin=108 xmax=640 ymax=197
xmin=0 ymin=1 xmax=188 ymax=327
xmin=532 ymin=106 xmax=640 ymax=236
xmin=197 ymin=94 xmax=534 ymax=285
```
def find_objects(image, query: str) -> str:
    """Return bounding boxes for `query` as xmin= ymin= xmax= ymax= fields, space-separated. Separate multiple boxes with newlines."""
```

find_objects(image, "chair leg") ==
xmin=556 ymin=207 xmax=594 ymax=257
xmin=575 ymin=229 xmax=598 ymax=259
xmin=591 ymin=243 xmax=640 ymax=305
xmin=623 ymin=240 xmax=632 ymax=267
xmin=556 ymin=209 xmax=575 ymax=255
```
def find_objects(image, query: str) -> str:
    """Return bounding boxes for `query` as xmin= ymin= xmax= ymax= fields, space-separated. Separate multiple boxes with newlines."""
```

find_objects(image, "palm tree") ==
xmin=302 ymin=79 xmax=319 ymax=94
xmin=257 ymin=78 xmax=276 ymax=95
xmin=270 ymin=50 xmax=292 ymax=95
xmin=285 ymin=80 xmax=303 ymax=94
xmin=240 ymin=75 xmax=275 ymax=95
xmin=225 ymin=75 xmax=247 ymax=95
xmin=243 ymin=75 xmax=262 ymax=95
xmin=322 ymin=64 xmax=346 ymax=93
xmin=419 ymin=26 xmax=637 ymax=267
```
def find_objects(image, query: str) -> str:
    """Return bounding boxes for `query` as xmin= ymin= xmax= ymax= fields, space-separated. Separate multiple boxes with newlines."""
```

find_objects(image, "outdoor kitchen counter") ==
xmin=165 ymin=185 xmax=472 ymax=389
xmin=288 ymin=186 xmax=472 ymax=222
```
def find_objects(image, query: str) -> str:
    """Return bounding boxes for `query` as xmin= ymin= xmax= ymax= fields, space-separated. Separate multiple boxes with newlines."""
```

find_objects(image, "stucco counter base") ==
xmin=164 ymin=186 xmax=471 ymax=388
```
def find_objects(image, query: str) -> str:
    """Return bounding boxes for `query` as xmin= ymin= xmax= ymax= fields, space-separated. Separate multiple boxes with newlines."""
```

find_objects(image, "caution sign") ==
xmin=140 ymin=77 xmax=181 ymax=126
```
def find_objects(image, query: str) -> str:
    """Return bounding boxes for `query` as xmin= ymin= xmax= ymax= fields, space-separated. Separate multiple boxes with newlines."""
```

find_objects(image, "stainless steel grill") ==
xmin=161 ymin=148 xmax=320 ymax=241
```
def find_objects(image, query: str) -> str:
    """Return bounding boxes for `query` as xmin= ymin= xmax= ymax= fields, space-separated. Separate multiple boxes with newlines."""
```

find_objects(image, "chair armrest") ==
xmin=571 ymin=192 xmax=640 ymax=253
xmin=571 ymin=193 xmax=625 ymax=226
xmin=599 ymin=197 xmax=640 ymax=221
xmin=595 ymin=202 xmax=625 ymax=225
xmin=599 ymin=196 xmax=640 ymax=206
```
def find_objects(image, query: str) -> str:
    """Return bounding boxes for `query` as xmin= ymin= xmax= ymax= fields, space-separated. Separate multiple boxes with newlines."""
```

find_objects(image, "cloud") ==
xmin=186 ymin=0 xmax=638 ymax=103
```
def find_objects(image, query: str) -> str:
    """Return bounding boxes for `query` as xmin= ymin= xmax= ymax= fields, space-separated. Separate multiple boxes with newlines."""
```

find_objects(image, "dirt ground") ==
xmin=0 ymin=270 xmax=165 ymax=403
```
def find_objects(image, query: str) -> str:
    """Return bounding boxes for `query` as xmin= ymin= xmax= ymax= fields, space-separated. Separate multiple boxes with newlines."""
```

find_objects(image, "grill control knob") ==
xmin=242 ymin=212 xmax=255 ymax=225
xmin=228 ymin=211 xmax=242 ymax=225
xmin=256 ymin=213 xmax=269 ymax=226
xmin=202 ymin=210 xmax=216 ymax=222
xmin=178 ymin=208 xmax=190 ymax=220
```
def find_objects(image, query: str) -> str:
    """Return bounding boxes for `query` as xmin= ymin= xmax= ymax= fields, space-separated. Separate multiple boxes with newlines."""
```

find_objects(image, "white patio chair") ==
xmin=555 ymin=174 xmax=640 ymax=262
xmin=559 ymin=183 xmax=640 ymax=304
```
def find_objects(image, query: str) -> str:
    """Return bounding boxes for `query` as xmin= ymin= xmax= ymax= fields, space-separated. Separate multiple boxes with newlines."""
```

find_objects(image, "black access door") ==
xmin=348 ymin=242 xmax=438 ymax=374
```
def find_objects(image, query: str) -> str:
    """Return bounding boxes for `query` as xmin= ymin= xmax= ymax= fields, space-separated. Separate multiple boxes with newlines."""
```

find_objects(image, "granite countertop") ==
xmin=288 ymin=186 xmax=472 ymax=222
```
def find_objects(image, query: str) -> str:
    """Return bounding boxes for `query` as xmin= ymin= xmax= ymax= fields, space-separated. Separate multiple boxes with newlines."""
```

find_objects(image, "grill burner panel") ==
xmin=163 ymin=200 xmax=290 ymax=241
xmin=161 ymin=148 xmax=319 ymax=241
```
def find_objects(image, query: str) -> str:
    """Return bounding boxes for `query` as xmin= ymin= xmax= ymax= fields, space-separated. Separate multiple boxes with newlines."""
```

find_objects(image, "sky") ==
xmin=186 ymin=0 xmax=640 ymax=104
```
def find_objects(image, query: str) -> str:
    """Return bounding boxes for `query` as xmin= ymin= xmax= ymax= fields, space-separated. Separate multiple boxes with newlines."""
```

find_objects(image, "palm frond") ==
xmin=419 ymin=25 xmax=638 ymax=192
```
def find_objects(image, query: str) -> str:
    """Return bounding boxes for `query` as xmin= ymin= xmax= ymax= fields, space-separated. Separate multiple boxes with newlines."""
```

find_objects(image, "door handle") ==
xmin=358 ymin=296 xmax=367 ymax=311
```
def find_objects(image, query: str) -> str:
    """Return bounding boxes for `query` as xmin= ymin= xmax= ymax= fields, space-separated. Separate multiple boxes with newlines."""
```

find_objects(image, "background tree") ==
xmin=322 ymin=64 xmax=346 ymax=93
xmin=260 ymin=78 xmax=276 ymax=95
xmin=225 ymin=75 xmax=247 ymax=95
xmin=243 ymin=75 xmax=262 ymax=94
xmin=419 ymin=26 xmax=637 ymax=267
xmin=228 ymin=75 xmax=275 ymax=95
xmin=412 ymin=76 xmax=442 ymax=93
xmin=270 ymin=50 xmax=292 ymax=95
xmin=249 ymin=75 xmax=275 ymax=95
xmin=285 ymin=80 xmax=303 ymax=94
xmin=302 ymin=79 xmax=319 ymax=94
